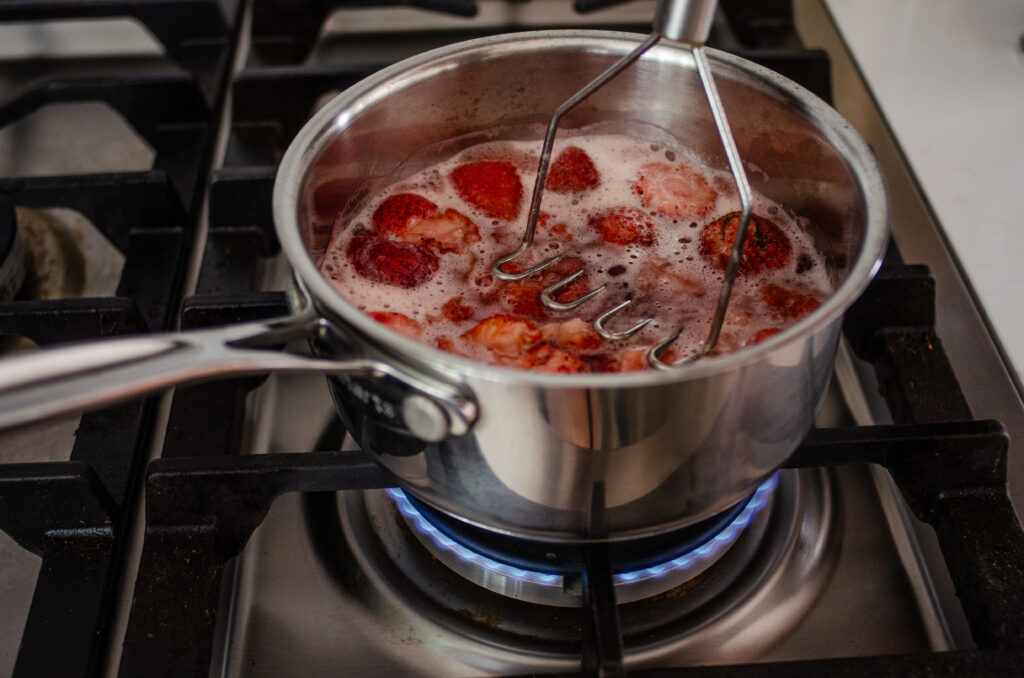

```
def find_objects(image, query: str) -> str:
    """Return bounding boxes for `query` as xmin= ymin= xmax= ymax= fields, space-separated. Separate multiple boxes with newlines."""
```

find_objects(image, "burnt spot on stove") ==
xmin=455 ymin=607 xmax=506 ymax=630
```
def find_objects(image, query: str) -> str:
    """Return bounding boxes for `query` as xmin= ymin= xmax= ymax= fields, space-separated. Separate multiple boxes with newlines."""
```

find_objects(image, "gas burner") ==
xmin=328 ymin=469 xmax=839 ymax=668
xmin=387 ymin=476 xmax=777 ymax=605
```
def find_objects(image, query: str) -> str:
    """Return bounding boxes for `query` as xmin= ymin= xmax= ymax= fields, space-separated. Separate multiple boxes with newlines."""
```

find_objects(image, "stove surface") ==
xmin=206 ymin=373 xmax=945 ymax=677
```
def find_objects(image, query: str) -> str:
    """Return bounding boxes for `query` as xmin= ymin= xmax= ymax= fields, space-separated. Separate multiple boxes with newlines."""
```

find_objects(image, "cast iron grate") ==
xmin=0 ymin=0 xmax=243 ymax=108
xmin=0 ymin=3 xmax=241 ymax=676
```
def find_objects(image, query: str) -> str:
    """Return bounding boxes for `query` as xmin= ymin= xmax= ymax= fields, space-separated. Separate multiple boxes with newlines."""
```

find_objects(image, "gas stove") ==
xmin=1 ymin=2 xmax=1023 ymax=677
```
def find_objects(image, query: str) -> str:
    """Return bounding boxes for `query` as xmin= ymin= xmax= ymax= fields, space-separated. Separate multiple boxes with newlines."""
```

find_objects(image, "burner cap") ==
xmin=403 ymin=492 xmax=752 ymax=576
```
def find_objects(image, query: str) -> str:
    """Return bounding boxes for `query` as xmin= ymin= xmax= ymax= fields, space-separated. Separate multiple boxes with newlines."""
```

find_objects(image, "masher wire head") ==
xmin=489 ymin=0 xmax=755 ymax=368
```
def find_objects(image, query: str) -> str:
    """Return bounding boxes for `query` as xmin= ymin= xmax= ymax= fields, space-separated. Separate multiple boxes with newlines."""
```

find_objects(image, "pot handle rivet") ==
xmin=402 ymin=394 xmax=450 ymax=443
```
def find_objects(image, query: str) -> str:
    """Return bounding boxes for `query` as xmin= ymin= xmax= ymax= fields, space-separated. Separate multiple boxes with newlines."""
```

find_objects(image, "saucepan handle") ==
xmin=0 ymin=309 xmax=477 ymax=441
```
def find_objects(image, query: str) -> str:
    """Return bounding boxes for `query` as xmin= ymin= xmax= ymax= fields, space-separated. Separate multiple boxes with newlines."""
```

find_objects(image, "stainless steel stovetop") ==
xmin=205 ymin=368 xmax=951 ymax=677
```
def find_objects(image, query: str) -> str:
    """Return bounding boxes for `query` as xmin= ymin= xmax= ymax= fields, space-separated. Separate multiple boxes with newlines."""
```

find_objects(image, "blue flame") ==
xmin=386 ymin=473 xmax=777 ymax=587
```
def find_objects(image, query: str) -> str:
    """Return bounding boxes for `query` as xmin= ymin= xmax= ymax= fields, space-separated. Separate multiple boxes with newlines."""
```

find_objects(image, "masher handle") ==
xmin=654 ymin=0 xmax=718 ymax=45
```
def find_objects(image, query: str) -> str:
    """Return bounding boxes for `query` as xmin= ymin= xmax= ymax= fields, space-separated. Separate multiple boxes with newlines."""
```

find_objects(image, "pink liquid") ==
xmin=317 ymin=134 xmax=831 ymax=372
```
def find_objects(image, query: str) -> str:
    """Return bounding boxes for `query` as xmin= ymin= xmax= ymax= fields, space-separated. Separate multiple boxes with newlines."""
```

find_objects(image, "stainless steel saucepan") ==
xmin=0 ymin=31 xmax=888 ymax=542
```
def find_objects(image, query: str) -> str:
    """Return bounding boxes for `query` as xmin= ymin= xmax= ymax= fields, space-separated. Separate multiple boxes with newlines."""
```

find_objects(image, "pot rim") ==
xmin=273 ymin=29 xmax=889 ymax=388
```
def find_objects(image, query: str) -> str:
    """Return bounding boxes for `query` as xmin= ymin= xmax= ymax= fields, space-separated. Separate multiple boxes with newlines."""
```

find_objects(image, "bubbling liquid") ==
xmin=317 ymin=134 xmax=832 ymax=373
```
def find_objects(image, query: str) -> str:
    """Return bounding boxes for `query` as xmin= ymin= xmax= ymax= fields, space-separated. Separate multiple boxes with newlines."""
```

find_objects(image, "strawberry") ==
xmin=541 ymin=318 xmax=602 ymax=351
xmin=442 ymin=296 xmax=474 ymax=322
xmin=461 ymin=314 xmax=542 ymax=359
xmin=372 ymin=192 xmax=438 ymax=232
xmin=545 ymin=146 xmax=599 ymax=193
xmin=633 ymin=162 xmax=717 ymax=218
xmin=537 ymin=212 xmax=572 ymax=242
xmin=616 ymin=346 xmax=681 ymax=371
xmin=700 ymin=212 xmax=792 ymax=276
xmin=501 ymin=281 xmax=547 ymax=318
xmin=617 ymin=348 xmax=649 ymax=372
xmin=402 ymin=208 xmax=481 ymax=252
xmin=635 ymin=257 xmax=707 ymax=299
xmin=590 ymin=207 xmax=657 ymax=246
xmin=745 ymin=327 xmax=783 ymax=346
xmin=373 ymin=193 xmax=480 ymax=253
xmin=759 ymin=284 xmax=820 ymax=321
xmin=346 ymin=235 xmax=439 ymax=288
xmin=499 ymin=257 xmax=593 ymax=318
xmin=527 ymin=344 xmax=589 ymax=373
xmin=367 ymin=311 xmax=422 ymax=339
xmin=450 ymin=161 xmax=523 ymax=220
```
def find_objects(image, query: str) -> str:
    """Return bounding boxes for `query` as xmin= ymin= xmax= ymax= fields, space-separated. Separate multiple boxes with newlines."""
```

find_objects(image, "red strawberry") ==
xmin=759 ymin=284 xmax=820 ymax=320
xmin=346 ymin=235 xmax=439 ymax=288
xmin=539 ymin=256 xmax=592 ymax=303
xmin=745 ymin=327 xmax=783 ymax=346
xmin=450 ymin=161 xmax=523 ymax=220
xmin=373 ymin=194 xmax=481 ymax=254
xmin=537 ymin=212 xmax=572 ymax=242
xmin=541 ymin=318 xmax=602 ymax=351
xmin=404 ymin=209 xmax=481 ymax=252
xmin=372 ymin=193 xmax=438 ymax=232
xmin=442 ymin=296 xmax=474 ymax=322
xmin=589 ymin=207 xmax=657 ymax=246
xmin=545 ymin=146 xmax=599 ymax=193
xmin=527 ymin=344 xmax=589 ymax=373
xmin=461 ymin=314 xmax=542 ymax=359
xmin=700 ymin=212 xmax=792 ymax=276
xmin=617 ymin=349 xmax=649 ymax=373
xmin=501 ymin=281 xmax=547 ymax=318
xmin=499 ymin=256 xmax=593 ymax=318
xmin=368 ymin=311 xmax=422 ymax=339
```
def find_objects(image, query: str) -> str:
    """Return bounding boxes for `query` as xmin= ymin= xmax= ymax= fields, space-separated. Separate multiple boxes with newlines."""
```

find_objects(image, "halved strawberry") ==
xmin=346 ymin=235 xmax=439 ymax=288
xmin=368 ymin=311 xmax=422 ymax=339
xmin=461 ymin=314 xmax=542 ymax=359
xmin=527 ymin=344 xmax=589 ymax=373
xmin=403 ymin=208 xmax=481 ymax=252
xmin=700 ymin=212 xmax=792 ymax=275
xmin=617 ymin=348 xmax=649 ymax=372
xmin=450 ymin=161 xmax=523 ymax=221
xmin=759 ymin=284 xmax=820 ymax=321
xmin=633 ymin=162 xmax=717 ymax=218
xmin=541 ymin=318 xmax=602 ymax=351
xmin=372 ymin=192 xmax=438 ymax=232
xmin=545 ymin=146 xmax=599 ymax=194
xmin=589 ymin=207 xmax=657 ymax=246
xmin=373 ymin=193 xmax=480 ymax=253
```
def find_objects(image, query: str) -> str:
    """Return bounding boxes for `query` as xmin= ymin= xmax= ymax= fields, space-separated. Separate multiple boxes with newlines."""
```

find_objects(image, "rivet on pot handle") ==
xmin=0 ymin=308 xmax=478 ymax=440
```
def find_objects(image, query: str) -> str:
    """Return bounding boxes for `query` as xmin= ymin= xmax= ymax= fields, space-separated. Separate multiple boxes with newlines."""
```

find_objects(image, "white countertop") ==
xmin=826 ymin=0 xmax=1024 ymax=386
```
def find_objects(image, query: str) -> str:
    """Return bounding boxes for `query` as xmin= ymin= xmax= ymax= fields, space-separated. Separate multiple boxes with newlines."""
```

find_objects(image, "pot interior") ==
xmin=293 ymin=32 xmax=880 ymax=321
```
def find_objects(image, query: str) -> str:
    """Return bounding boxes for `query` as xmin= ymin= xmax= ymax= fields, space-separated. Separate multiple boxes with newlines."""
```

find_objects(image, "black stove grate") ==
xmin=0 ymin=2 xmax=241 ymax=676
xmin=0 ymin=0 xmax=243 ymax=108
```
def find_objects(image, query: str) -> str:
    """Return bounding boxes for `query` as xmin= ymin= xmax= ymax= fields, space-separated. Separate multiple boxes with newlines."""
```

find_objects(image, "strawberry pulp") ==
xmin=316 ymin=134 xmax=832 ymax=372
